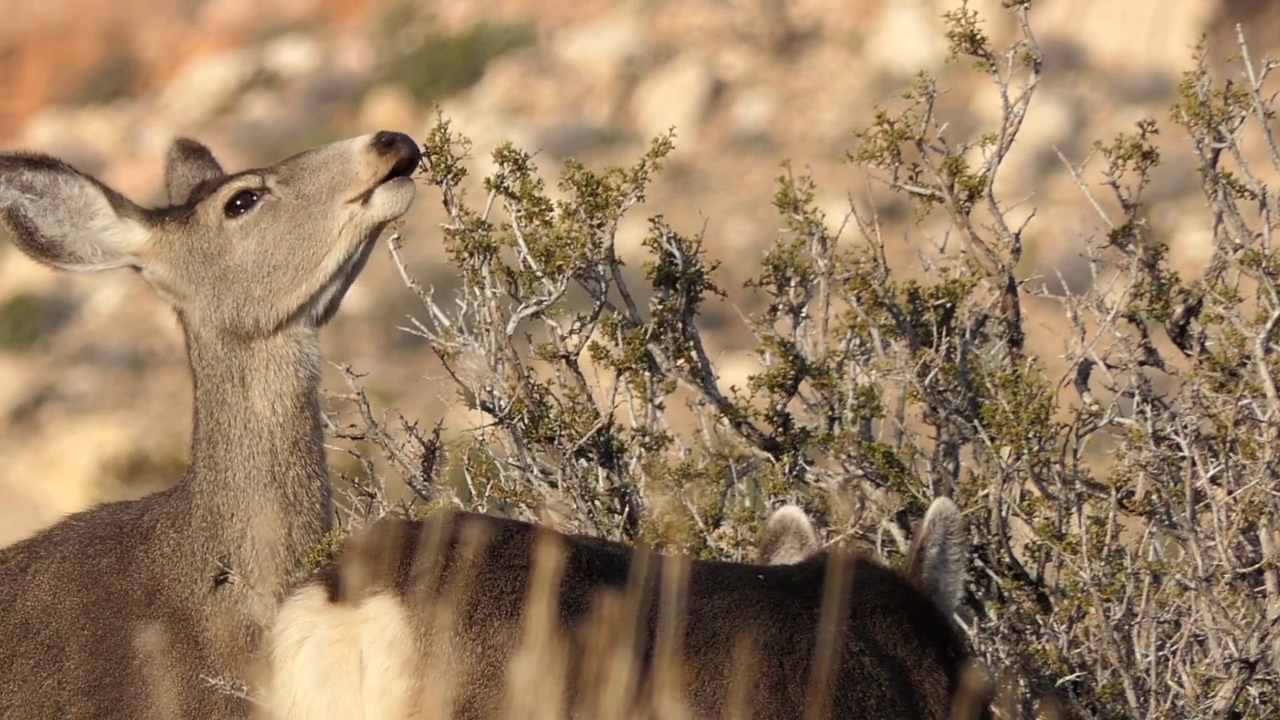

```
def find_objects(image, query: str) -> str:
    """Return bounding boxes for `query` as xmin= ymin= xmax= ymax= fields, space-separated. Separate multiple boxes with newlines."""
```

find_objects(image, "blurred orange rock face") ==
xmin=0 ymin=0 xmax=391 ymax=140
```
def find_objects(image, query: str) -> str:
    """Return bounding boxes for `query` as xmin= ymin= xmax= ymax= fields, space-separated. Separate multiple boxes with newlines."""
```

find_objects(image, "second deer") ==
xmin=262 ymin=497 xmax=979 ymax=719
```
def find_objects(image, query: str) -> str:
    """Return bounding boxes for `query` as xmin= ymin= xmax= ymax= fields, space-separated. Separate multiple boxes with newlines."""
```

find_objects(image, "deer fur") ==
xmin=261 ymin=497 xmax=978 ymax=720
xmin=756 ymin=503 xmax=821 ymax=565
xmin=0 ymin=131 xmax=421 ymax=719
xmin=904 ymin=496 xmax=970 ymax=618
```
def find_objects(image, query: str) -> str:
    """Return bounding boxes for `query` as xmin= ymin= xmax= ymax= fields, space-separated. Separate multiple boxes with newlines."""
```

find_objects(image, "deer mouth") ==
xmin=378 ymin=153 xmax=419 ymax=186
xmin=350 ymin=152 xmax=420 ymax=205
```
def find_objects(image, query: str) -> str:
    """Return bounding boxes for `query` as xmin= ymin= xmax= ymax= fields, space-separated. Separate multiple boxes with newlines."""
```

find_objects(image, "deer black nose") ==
xmin=371 ymin=131 xmax=419 ymax=160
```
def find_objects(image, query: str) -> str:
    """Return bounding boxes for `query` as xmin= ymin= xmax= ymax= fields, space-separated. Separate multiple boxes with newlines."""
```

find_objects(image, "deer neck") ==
xmin=183 ymin=322 xmax=333 ymax=600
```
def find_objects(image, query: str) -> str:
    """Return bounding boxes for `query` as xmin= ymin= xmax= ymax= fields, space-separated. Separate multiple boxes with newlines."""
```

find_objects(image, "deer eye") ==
xmin=224 ymin=190 xmax=262 ymax=218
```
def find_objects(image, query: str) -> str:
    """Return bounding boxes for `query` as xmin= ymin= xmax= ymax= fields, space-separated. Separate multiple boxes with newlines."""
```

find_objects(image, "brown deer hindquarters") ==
xmin=263 ymin=499 xmax=976 ymax=720
xmin=0 ymin=132 xmax=420 ymax=719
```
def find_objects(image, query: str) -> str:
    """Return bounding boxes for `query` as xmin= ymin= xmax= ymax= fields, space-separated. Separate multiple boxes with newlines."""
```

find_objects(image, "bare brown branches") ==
xmin=321 ymin=6 xmax=1280 ymax=718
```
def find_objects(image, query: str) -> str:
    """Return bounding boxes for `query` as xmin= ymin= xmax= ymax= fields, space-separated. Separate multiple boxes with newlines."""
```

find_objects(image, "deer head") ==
xmin=0 ymin=131 xmax=421 ymax=339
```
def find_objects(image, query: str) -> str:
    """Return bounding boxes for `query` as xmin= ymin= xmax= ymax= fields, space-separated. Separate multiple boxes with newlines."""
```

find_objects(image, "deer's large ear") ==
xmin=165 ymin=137 xmax=224 ymax=206
xmin=904 ymin=497 xmax=969 ymax=617
xmin=0 ymin=153 xmax=152 ymax=273
xmin=758 ymin=504 xmax=820 ymax=565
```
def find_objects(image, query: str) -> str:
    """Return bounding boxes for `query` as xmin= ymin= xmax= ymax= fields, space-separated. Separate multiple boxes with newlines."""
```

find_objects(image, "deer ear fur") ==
xmin=165 ymin=137 xmax=225 ymax=206
xmin=758 ymin=505 xmax=820 ymax=565
xmin=0 ymin=153 xmax=151 ymax=273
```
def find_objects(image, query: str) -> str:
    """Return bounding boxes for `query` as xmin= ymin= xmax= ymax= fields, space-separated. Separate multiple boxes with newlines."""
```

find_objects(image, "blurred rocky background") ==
xmin=0 ymin=0 xmax=1274 ymax=546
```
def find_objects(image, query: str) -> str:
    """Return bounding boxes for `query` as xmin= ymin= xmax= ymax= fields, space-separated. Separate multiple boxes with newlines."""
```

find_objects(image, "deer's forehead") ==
xmin=177 ymin=165 xmax=349 ymax=213
xmin=178 ymin=171 xmax=263 ymax=208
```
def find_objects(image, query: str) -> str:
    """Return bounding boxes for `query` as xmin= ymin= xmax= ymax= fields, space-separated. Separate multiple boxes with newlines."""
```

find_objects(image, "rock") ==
xmin=330 ymin=35 xmax=377 ymax=77
xmin=0 ymin=356 xmax=33 ymax=422
xmin=297 ymin=71 xmax=366 ymax=116
xmin=1168 ymin=209 xmax=1216 ymax=271
xmin=0 ymin=245 xmax=61 ymax=297
xmin=731 ymin=0 xmax=800 ymax=55
xmin=1033 ymin=0 xmax=1215 ymax=75
xmin=969 ymin=84 xmax=1077 ymax=149
xmin=158 ymin=50 xmax=261 ymax=128
xmin=358 ymin=84 xmax=421 ymax=132
xmin=261 ymin=33 xmax=325 ymax=80
xmin=20 ymin=105 xmax=136 ymax=166
xmin=0 ymin=483 xmax=49 ymax=549
xmin=235 ymin=87 xmax=288 ymax=125
xmin=970 ymin=84 xmax=1081 ymax=189
xmin=196 ymin=0 xmax=317 ymax=40
xmin=630 ymin=53 xmax=719 ymax=148
xmin=531 ymin=119 xmax=611 ymax=159
xmin=713 ymin=43 xmax=765 ymax=87
xmin=432 ymin=99 xmax=536 ymax=179
xmin=783 ymin=42 xmax=875 ymax=150
xmin=717 ymin=353 xmax=761 ymax=392
xmin=467 ymin=55 xmax=609 ymax=127
xmin=719 ymin=212 xmax=770 ymax=257
xmin=77 ymin=274 xmax=136 ymax=322
xmin=863 ymin=2 xmax=947 ymax=76
xmin=727 ymin=86 xmax=778 ymax=144
xmin=101 ymin=156 xmax=163 ymax=203
xmin=819 ymin=194 xmax=855 ymax=240
xmin=552 ymin=10 xmax=650 ymax=87
xmin=612 ymin=212 xmax=650 ymax=259
xmin=0 ymin=413 xmax=139 ymax=545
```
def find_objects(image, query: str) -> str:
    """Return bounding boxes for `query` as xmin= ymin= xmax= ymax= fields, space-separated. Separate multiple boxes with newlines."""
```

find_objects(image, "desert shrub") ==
xmin=383 ymin=20 xmax=536 ymax=105
xmin=0 ymin=291 xmax=69 ymax=352
xmin=329 ymin=2 xmax=1280 ymax=717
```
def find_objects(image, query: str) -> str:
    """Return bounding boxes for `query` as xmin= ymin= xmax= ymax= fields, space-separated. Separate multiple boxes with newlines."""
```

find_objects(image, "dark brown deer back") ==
xmin=265 ymin=505 xmax=975 ymax=720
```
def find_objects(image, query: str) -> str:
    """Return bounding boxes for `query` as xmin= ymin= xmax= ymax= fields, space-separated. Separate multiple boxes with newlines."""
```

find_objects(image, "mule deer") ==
xmin=262 ymin=497 xmax=978 ymax=719
xmin=0 ymin=131 xmax=421 ymax=718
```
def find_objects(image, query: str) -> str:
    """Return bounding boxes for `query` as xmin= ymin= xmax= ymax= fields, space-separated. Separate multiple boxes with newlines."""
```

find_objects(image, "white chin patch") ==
xmin=308 ymin=278 xmax=345 ymax=326
xmin=307 ymin=242 xmax=371 ymax=325
xmin=365 ymin=178 xmax=416 ymax=223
